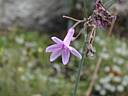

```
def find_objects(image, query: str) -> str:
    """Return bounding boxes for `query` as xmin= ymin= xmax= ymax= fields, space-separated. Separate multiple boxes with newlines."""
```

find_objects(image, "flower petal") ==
xmin=50 ymin=50 xmax=62 ymax=62
xmin=69 ymin=46 xmax=82 ymax=59
xmin=62 ymin=49 xmax=70 ymax=65
xmin=63 ymin=28 xmax=74 ymax=46
xmin=51 ymin=37 xmax=63 ymax=44
xmin=46 ymin=44 xmax=60 ymax=52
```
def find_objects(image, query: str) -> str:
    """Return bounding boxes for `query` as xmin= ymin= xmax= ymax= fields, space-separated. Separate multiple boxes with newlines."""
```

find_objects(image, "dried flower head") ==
xmin=84 ymin=0 xmax=116 ymax=56
xmin=93 ymin=0 xmax=116 ymax=28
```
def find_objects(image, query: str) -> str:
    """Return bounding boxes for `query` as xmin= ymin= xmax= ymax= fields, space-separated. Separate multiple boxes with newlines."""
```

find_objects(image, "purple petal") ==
xmin=63 ymin=28 xmax=74 ymax=46
xmin=50 ymin=50 xmax=62 ymax=62
xmin=46 ymin=44 xmax=60 ymax=52
xmin=51 ymin=37 xmax=63 ymax=44
xmin=69 ymin=46 xmax=82 ymax=59
xmin=62 ymin=49 xmax=70 ymax=65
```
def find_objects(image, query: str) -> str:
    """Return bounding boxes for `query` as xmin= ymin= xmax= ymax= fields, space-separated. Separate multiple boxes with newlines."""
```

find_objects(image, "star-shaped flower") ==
xmin=46 ymin=28 xmax=82 ymax=65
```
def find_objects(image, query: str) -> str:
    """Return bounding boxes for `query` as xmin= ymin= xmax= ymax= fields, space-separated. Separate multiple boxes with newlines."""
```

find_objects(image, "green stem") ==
xmin=72 ymin=34 xmax=87 ymax=96
xmin=72 ymin=0 xmax=88 ymax=95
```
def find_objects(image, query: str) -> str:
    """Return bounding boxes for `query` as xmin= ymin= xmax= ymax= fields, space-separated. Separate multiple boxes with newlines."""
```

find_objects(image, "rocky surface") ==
xmin=0 ymin=0 xmax=70 ymax=32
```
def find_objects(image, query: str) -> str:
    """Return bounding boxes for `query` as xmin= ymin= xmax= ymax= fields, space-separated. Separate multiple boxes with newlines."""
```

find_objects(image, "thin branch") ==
xmin=86 ymin=58 xmax=102 ymax=96
xmin=63 ymin=15 xmax=86 ymax=22
xmin=63 ymin=16 xmax=81 ymax=22
xmin=72 ymin=30 xmax=82 ymax=41
xmin=108 ymin=16 xmax=116 ymax=37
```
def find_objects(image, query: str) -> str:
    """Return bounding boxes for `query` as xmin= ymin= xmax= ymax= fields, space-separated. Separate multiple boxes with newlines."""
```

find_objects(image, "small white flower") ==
xmin=100 ymin=52 xmax=110 ymax=60
xmin=95 ymin=84 xmax=101 ymax=91
xmin=100 ymin=89 xmax=106 ymax=96
xmin=113 ymin=76 xmax=121 ymax=83
xmin=103 ymin=83 xmax=111 ymax=90
xmin=122 ymin=80 xmax=128 ymax=87
xmin=113 ymin=65 xmax=121 ymax=73
xmin=124 ymin=75 xmax=128 ymax=81
xmin=122 ymin=75 xmax=128 ymax=86
xmin=117 ymin=58 xmax=124 ymax=65
xmin=104 ymin=66 xmax=110 ymax=72
xmin=109 ymin=86 xmax=116 ymax=92
xmin=100 ymin=76 xmax=111 ymax=84
xmin=15 ymin=36 xmax=24 ymax=44
xmin=117 ymin=85 xmax=124 ymax=92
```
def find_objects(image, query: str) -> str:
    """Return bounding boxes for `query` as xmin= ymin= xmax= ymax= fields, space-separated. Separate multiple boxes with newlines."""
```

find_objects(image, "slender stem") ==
xmin=72 ymin=0 xmax=88 ymax=95
xmin=108 ymin=16 xmax=117 ymax=37
xmin=63 ymin=15 xmax=86 ymax=29
xmin=86 ymin=58 xmax=102 ymax=96
xmin=72 ymin=30 xmax=82 ymax=41
xmin=63 ymin=15 xmax=84 ymax=22
xmin=72 ymin=20 xmax=84 ymax=28
xmin=72 ymin=33 xmax=87 ymax=96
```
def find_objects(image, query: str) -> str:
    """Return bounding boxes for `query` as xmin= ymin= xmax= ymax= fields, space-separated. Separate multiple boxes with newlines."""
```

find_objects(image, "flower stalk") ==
xmin=72 ymin=32 xmax=87 ymax=96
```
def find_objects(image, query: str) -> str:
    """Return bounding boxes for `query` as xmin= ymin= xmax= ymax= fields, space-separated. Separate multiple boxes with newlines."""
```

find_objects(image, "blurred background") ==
xmin=0 ymin=0 xmax=128 ymax=96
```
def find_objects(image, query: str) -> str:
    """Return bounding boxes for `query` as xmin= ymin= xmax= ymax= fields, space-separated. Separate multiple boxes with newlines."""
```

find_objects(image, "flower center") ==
xmin=62 ymin=44 xmax=68 ymax=50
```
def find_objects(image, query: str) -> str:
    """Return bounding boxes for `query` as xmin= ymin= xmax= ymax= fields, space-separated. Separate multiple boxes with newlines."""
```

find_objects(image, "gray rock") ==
xmin=0 ymin=0 xmax=70 ymax=32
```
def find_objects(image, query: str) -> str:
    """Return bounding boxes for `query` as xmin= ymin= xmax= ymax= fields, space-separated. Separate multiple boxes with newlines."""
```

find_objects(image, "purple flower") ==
xmin=46 ymin=28 xmax=82 ymax=65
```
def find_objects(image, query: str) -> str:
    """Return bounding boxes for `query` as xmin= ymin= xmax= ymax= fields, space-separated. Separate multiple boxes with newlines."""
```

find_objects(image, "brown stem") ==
xmin=108 ymin=17 xmax=116 ymax=37
xmin=108 ymin=9 xmax=117 ymax=37
xmin=86 ymin=58 xmax=102 ymax=96
xmin=63 ymin=15 xmax=84 ymax=22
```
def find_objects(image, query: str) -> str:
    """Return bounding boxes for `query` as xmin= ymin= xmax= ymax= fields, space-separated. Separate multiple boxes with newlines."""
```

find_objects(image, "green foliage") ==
xmin=0 ymin=27 xmax=128 ymax=96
